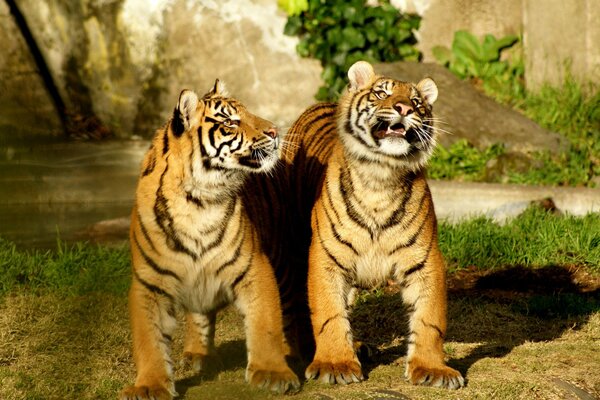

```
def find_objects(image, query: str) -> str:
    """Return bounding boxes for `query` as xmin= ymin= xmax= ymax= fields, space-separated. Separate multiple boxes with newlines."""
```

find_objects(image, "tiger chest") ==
xmin=354 ymin=243 xmax=397 ymax=289
xmin=171 ymin=200 xmax=248 ymax=313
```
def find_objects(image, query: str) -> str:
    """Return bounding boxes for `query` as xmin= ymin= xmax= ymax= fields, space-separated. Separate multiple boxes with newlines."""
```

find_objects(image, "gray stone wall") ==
xmin=1 ymin=0 xmax=597 ymax=140
xmin=0 ymin=1 xmax=62 ymax=139
xmin=416 ymin=0 xmax=599 ymax=91
xmin=1 ymin=0 xmax=322 ymax=139
xmin=523 ymin=0 xmax=600 ymax=91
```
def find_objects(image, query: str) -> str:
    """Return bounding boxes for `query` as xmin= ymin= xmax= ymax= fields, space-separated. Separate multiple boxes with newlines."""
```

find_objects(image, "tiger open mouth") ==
xmin=373 ymin=121 xmax=408 ymax=139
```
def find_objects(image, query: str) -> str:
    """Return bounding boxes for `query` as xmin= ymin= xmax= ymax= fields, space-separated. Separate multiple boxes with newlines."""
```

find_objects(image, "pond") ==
xmin=0 ymin=137 xmax=147 ymax=248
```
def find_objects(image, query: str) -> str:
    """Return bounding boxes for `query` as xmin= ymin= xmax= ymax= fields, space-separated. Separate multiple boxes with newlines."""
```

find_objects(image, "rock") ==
xmin=484 ymin=152 xmax=544 ymax=183
xmin=374 ymin=62 xmax=567 ymax=154
xmin=3 ymin=0 xmax=322 ymax=139
xmin=0 ymin=1 xmax=63 ymax=140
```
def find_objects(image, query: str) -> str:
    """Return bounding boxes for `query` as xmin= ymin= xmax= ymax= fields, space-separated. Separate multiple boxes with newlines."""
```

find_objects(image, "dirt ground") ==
xmin=0 ymin=265 xmax=598 ymax=400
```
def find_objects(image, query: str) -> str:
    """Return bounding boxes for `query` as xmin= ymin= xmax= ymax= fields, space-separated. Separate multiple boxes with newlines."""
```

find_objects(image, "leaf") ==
xmin=432 ymin=46 xmax=453 ymax=66
xmin=278 ymin=0 xmax=308 ymax=16
xmin=340 ymin=27 xmax=366 ymax=51
xmin=283 ymin=15 xmax=303 ymax=36
xmin=452 ymin=30 xmax=483 ymax=62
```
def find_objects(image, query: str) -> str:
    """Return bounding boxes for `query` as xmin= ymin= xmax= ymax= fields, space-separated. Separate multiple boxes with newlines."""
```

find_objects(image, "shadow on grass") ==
xmin=350 ymin=264 xmax=600 ymax=382
xmin=176 ymin=339 xmax=247 ymax=397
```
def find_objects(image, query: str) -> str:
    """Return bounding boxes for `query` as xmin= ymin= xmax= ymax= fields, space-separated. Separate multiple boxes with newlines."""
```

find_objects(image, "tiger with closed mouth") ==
xmin=282 ymin=60 xmax=465 ymax=389
xmin=120 ymin=80 xmax=300 ymax=400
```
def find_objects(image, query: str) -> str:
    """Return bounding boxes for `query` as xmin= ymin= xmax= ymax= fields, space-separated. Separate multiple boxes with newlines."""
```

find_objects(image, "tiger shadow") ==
xmin=175 ymin=339 xmax=247 ymax=397
xmin=351 ymin=264 xmax=600 ymax=381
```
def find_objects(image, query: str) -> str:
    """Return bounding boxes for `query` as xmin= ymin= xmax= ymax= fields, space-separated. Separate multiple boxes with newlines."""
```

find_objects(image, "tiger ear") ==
xmin=206 ymin=78 xmax=228 ymax=98
xmin=348 ymin=61 xmax=375 ymax=91
xmin=417 ymin=77 xmax=438 ymax=106
xmin=172 ymin=89 xmax=199 ymax=136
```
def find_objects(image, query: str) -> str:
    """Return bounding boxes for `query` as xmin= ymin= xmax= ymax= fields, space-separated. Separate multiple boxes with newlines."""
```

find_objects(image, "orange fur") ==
xmin=120 ymin=82 xmax=299 ymax=400
xmin=283 ymin=61 xmax=464 ymax=389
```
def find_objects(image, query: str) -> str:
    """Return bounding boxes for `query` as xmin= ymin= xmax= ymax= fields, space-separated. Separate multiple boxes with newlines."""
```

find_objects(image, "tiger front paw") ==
xmin=120 ymin=385 xmax=174 ymax=400
xmin=406 ymin=360 xmax=465 ymax=389
xmin=305 ymin=359 xmax=364 ymax=385
xmin=246 ymin=365 xmax=301 ymax=394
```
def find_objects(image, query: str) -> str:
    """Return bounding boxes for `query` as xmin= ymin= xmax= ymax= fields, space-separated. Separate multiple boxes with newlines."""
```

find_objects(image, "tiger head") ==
xmin=338 ymin=61 xmax=439 ymax=170
xmin=171 ymin=80 xmax=280 ymax=174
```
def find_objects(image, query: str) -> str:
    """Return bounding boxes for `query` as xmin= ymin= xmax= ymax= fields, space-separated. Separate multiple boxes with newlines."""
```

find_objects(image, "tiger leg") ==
xmin=120 ymin=277 xmax=178 ymax=400
xmin=233 ymin=254 xmax=300 ymax=394
xmin=399 ymin=245 xmax=464 ymax=389
xmin=305 ymin=242 xmax=363 ymax=385
xmin=182 ymin=311 xmax=219 ymax=374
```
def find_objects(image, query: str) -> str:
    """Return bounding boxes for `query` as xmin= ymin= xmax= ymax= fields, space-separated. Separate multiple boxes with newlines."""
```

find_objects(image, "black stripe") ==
xmin=319 ymin=314 xmax=342 ymax=335
xmin=422 ymin=319 xmax=445 ymax=339
xmin=338 ymin=166 xmax=372 ymax=234
xmin=215 ymin=237 xmax=243 ymax=276
xmin=186 ymin=191 xmax=204 ymax=208
xmin=207 ymin=121 xmax=219 ymax=149
xmin=162 ymin=126 xmax=169 ymax=155
xmin=133 ymin=232 xmax=181 ymax=281
xmin=216 ymin=136 xmax=239 ymax=157
xmin=231 ymin=264 xmax=250 ymax=291
xmin=322 ymin=196 xmax=358 ymax=255
xmin=404 ymin=262 xmax=425 ymax=278
xmin=387 ymin=200 xmax=432 ymax=256
xmin=137 ymin=210 xmax=157 ymax=252
xmin=142 ymin=150 xmax=156 ymax=177
xmin=134 ymin=272 xmax=174 ymax=301
xmin=315 ymin=213 xmax=352 ymax=275
xmin=153 ymin=164 xmax=198 ymax=260
xmin=203 ymin=199 xmax=239 ymax=254
xmin=379 ymin=177 xmax=417 ymax=230
xmin=171 ymin=108 xmax=185 ymax=137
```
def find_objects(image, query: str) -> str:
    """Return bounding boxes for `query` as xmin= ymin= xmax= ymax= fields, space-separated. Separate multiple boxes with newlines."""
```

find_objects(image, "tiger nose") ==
xmin=264 ymin=127 xmax=278 ymax=139
xmin=394 ymin=102 xmax=414 ymax=116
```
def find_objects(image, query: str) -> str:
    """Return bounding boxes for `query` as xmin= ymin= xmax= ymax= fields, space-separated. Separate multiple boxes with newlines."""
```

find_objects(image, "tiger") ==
xmin=281 ymin=60 xmax=465 ymax=389
xmin=120 ymin=80 xmax=300 ymax=400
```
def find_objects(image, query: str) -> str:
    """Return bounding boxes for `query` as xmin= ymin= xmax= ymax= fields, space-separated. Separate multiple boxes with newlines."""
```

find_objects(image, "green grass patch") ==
xmin=429 ymin=32 xmax=600 ymax=187
xmin=0 ymin=239 xmax=130 ymax=296
xmin=0 ymin=206 xmax=598 ymax=297
xmin=439 ymin=206 xmax=600 ymax=272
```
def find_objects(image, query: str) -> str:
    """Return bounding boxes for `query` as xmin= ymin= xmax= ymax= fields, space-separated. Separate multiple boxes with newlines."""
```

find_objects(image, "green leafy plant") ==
xmin=282 ymin=0 xmax=421 ymax=101
xmin=432 ymin=30 xmax=519 ymax=81
xmin=431 ymin=30 xmax=599 ymax=187
xmin=278 ymin=0 xmax=308 ymax=16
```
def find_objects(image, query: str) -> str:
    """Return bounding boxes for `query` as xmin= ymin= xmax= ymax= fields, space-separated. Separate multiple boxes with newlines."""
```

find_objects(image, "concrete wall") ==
xmin=523 ymin=0 xmax=600 ymax=91
xmin=0 ymin=1 xmax=62 ymax=139
xmin=1 ymin=0 xmax=321 ymax=139
xmin=417 ymin=0 xmax=522 ymax=63
xmin=417 ymin=0 xmax=599 ymax=91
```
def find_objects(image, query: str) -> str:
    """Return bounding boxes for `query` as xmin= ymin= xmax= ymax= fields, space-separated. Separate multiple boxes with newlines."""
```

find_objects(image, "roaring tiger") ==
xmin=120 ymin=81 xmax=300 ymax=400
xmin=283 ymin=61 xmax=465 ymax=389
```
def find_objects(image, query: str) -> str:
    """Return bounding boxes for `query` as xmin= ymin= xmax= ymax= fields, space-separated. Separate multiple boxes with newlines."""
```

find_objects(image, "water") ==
xmin=0 ymin=137 xmax=148 ymax=248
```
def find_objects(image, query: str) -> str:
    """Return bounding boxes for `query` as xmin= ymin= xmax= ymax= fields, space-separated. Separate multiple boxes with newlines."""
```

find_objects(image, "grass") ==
xmin=1 ymin=206 xmax=597 ymax=297
xmin=0 ymin=207 xmax=599 ymax=399
xmin=428 ymin=66 xmax=600 ymax=187
xmin=439 ymin=206 xmax=600 ymax=272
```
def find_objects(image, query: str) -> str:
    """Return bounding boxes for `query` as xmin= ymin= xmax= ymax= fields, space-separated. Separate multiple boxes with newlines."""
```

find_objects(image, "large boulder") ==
xmin=0 ymin=1 xmax=62 ymax=141
xmin=3 ymin=0 xmax=322 ymax=139
xmin=375 ymin=62 xmax=567 ymax=154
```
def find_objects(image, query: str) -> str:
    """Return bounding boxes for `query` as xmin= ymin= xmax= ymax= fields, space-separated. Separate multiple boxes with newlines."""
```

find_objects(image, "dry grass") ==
xmin=1 ymin=265 xmax=598 ymax=400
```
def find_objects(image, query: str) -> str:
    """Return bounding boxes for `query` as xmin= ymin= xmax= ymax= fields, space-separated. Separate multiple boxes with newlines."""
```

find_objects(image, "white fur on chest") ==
xmin=353 ymin=241 xmax=396 ymax=289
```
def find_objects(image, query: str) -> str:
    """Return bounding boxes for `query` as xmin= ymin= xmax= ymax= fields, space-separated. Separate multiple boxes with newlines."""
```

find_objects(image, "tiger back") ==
xmin=283 ymin=61 xmax=465 ymax=389
xmin=120 ymin=81 xmax=299 ymax=400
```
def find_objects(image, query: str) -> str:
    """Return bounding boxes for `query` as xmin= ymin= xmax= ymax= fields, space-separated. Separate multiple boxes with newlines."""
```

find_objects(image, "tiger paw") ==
xmin=120 ymin=385 xmax=175 ymax=400
xmin=406 ymin=361 xmax=465 ymax=389
xmin=305 ymin=359 xmax=364 ymax=385
xmin=246 ymin=365 xmax=301 ymax=394
xmin=182 ymin=351 xmax=222 ymax=375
